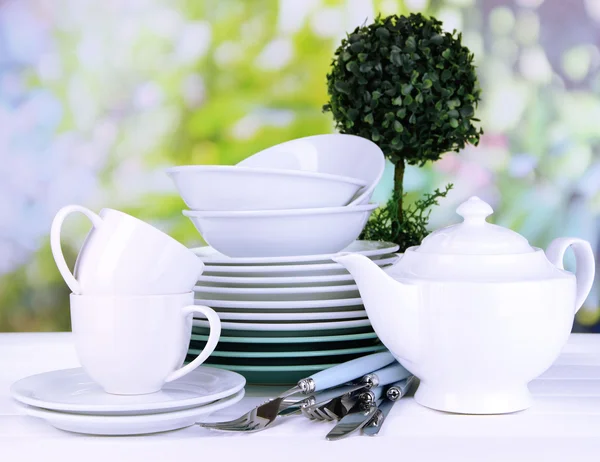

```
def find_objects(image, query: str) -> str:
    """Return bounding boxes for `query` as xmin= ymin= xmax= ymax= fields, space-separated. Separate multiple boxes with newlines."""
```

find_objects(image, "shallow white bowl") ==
xmin=183 ymin=204 xmax=378 ymax=257
xmin=166 ymin=165 xmax=365 ymax=211
xmin=238 ymin=134 xmax=385 ymax=205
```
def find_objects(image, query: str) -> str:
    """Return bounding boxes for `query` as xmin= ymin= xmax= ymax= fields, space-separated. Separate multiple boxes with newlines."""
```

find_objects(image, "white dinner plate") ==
xmin=193 ymin=297 xmax=363 ymax=309
xmin=192 ymin=318 xmax=371 ymax=331
xmin=212 ymin=309 xmax=367 ymax=321
xmin=193 ymin=284 xmax=359 ymax=301
xmin=196 ymin=273 xmax=356 ymax=287
xmin=203 ymin=254 xmax=398 ymax=276
xmin=192 ymin=241 xmax=399 ymax=265
xmin=16 ymin=390 xmax=245 ymax=436
xmin=11 ymin=367 xmax=246 ymax=415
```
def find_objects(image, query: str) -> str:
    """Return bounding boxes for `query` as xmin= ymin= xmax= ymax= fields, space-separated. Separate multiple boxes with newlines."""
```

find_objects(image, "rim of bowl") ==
xmin=165 ymin=165 xmax=367 ymax=187
xmin=183 ymin=203 xmax=378 ymax=218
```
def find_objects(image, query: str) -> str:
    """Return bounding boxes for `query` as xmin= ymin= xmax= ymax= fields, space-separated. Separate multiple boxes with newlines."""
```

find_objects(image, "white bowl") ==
xmin=183 ymin=204 xmax=378 ymax=257
xmin=238 ymin=134 xmax=385 ymax=205
xmin=166 ymin=166 xmax=365 ymax=211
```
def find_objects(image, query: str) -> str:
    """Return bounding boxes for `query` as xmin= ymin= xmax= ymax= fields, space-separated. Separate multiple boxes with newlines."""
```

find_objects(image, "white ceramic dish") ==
xmin=193 ymin=297 xmax=362 ymax=310
xmin=183 ymin=204 xmax=378 ymax=258
xmin=196 ymin=273 xmax=356 ymax=287
xmin=10 ymin=367 xmax=245 ymax=415
xmin=192 ymin=241 xmax=399 ymax=265
xmin=16 ymin=390 xmax=245 ymax=436
xmin=193 ymin=284 xmax=359 ymax=301
xmin=166 ymin=165 xmax=365 ymax=211
xmin=238 ymin=134 xmax=385 ymax=205
xmin=203 ymin=254 xmax=398 ymax=276
xmin=51 ymin=205 xmax=203 ymax=295
xmin=191 ymin=344 xmax=385 ymax=358
xmin=213 ymin=309 xmax=367 ymax=321
xmin=192 ymin=318 xmax=371 ymax=331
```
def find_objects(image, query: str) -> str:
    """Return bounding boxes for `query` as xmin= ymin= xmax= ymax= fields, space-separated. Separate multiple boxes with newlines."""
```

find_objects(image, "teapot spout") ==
xmin=333 ymin=253 xmax=420 ymax=366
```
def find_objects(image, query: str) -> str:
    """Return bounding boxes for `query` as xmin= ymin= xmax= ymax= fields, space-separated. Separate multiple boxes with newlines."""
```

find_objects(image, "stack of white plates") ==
xmin=187 ymin=240 xmax=399 ymax=385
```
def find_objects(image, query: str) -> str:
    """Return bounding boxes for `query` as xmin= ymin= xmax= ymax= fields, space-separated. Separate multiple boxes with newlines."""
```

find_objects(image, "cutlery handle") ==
xmin=371 ymin=362 xmax=411 ymax=387
xmin=307 ymin=351 xmax=395 ymax=392
xmin=387 ymin=376 xmax=415 ymax=400
xmin=50 ymin=205 xmax=104 ymax=294
xmin=166 ymin=305 xmax=221 ymax=382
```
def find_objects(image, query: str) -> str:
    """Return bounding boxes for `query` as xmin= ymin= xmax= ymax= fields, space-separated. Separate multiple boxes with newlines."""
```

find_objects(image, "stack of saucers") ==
xmin=167 ymin=134 xmax=390 ymax=385
xmin=186 ymin=240 xmax=399 ymax=385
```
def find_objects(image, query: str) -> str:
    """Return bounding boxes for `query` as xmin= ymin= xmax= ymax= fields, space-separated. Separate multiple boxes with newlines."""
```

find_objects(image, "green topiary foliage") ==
xmin=323 ymin=13 xmax=482 ymax=165
xmin=323 ymin=13 xmax=483 ymax=248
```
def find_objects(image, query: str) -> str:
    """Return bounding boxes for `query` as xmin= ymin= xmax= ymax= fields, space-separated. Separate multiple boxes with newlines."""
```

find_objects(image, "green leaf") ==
xmin=392 ymin=96 xmax=403 ymax=106
xmin=442 ymin=48 xmax=452 ymax=60
xmin=449 ymin=118 xmax=459 ymax=128
xmin=342 ymin=51 xmax=352 ymax=61
xmin=364 ymin=113 xmax=374 ymax=124
xmin=351 ymin=41 xmax=364 ymax=53
xmin=405 ymin=36 xmax=416 ymax=52
xmin=404 ymin=94 xmax=414 ymax=106
xmin=415 ymin=93 xmax=423 ymax=104
xmin=396 ymin=108 xmax=406 ymax=118
xmin=441 ymin=69 xmax=452 ymax=82
xmin=447 ymin=98 xmax=461 ymax=109
xmin=422 ymin=79 xmax=433 ymax=89
xmin=358 ymin=53 xmax=368 ymax=62
xmin=372 ymin=91 xmax=382 ymax=100
xmin=460 ymin=106 xmax=474 ymax=118
xmin=334 ymin=81 xmax=350 ymax=95
xmin=391 ymin=51 xmax=402 ymax=66
xmin=394 ymin=121 xmax=404 ymax=133
xmin=430 ymin=34 xmax=444 ymax=45
xmin=409 ymin=113 xmax=417 ymax=124
xmin=376 ymin=27 xmax=390 ymax=39
xmin=401 ymin=84 xmax=413 ymax=95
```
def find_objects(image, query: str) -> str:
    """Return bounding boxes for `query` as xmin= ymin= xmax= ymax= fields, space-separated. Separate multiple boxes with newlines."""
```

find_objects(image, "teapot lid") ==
xmin=416 ymin=196 xmax=535 ymax=255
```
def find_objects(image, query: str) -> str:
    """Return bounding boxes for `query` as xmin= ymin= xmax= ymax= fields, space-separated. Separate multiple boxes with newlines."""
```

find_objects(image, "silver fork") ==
xmin=302 ymin=362 xmax=411 ymax=421
xmin=309 ymin=386 xmax=384 ymax=421
xmin=197 ymin=351 xmax=395 ymax=432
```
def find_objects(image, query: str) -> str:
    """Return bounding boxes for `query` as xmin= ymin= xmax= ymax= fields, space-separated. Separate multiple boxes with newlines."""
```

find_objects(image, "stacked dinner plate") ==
xmin=186 ymin=240 xmax=399 ymax=385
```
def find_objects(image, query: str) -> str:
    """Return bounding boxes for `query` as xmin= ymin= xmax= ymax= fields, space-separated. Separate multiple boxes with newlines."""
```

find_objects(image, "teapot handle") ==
xmin=546 ymin=237 xmax=595 ymax=313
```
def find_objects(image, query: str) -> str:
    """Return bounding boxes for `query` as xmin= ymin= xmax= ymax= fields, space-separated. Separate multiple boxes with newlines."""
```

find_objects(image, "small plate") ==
xmin=211 ymin=309 xmax=367 ymax=322
xmin=196 ymin=273 xmax=356 ymax=287
xmin=192 ymin=318 xmax=371 ymax=331
xmin=190 ymin=331 xmax=378 ymax=344
xmin=193 ymin=297 xmax=362 ymax=310
xmin=203 ymin=254 xmax=398 ymax=275
xmin=192 ymin=241 xmax=399 ymax=265
xmin=202 ymin=364 xmax=338 ymax=385
xmin=192 ymin=325 xmax=374 ymax=338
xmin=11 ymin=367 xmax=246 ymax=415
xmin=189 ymin=344 xmax=386 ymax=358
xmin=16 ymin=390 xmax=245 ymax=436
xmin=193 ymin=284 xmax=359 ymax=301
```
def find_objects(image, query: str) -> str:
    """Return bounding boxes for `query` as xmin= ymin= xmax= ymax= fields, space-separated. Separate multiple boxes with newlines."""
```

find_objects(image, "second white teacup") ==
xmin=51 ymin=205 xmax=203 ymax=295
xmin=70 ymin=292 xmax=220 ymax=395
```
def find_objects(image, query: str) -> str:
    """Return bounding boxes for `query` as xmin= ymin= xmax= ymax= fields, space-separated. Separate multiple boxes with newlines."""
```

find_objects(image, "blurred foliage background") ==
xmin=0 ymin=0 xmax=599 ymax=332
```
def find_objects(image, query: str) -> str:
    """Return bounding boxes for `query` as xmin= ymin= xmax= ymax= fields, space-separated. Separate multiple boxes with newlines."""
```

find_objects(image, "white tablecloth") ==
xmin=1 ymin=333 xmax=600 ymax=461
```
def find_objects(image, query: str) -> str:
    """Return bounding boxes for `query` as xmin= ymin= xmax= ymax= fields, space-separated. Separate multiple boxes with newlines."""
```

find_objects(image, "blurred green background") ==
xmin=0 ymin=0 xmax=599 ymax=332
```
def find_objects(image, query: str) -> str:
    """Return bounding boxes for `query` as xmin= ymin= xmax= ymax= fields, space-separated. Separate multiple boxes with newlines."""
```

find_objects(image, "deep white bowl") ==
xmin=166 ymin=166 xmax=365 ymax=211
xmin=238 ymin=134 xmax=385 ymax=205
xmin=183 ymin=204 xmax=378 ymax=257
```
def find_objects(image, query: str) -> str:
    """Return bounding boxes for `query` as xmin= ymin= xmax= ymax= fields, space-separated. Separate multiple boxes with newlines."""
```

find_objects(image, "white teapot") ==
xmin=334 ymin=196 xmax=596 ymax=414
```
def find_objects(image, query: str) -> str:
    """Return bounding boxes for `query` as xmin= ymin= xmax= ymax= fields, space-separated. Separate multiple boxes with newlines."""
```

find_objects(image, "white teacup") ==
xmin=70 ymin=292 xmax=220 ymax=395
xmin=51 ymin=205 xmax=203 ymax=295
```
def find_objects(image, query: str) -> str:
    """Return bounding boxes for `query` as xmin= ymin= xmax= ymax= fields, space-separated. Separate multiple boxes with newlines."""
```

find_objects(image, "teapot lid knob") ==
xmin=456 ymin=196 xmax=493 ymax=224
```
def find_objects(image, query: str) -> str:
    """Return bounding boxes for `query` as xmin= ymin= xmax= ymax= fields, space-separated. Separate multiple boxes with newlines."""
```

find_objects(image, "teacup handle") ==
xmin=50 ymin=205 xmax=104 ymax=294
xmin=166 ymin=305 xmax=221 ymax=383
xmin=546 ymin=237 xmax=596 ymax=313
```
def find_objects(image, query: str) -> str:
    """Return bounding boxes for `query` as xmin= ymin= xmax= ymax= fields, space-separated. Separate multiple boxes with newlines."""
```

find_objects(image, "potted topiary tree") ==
xmin=323 ymin=13 xmax=482 ymax=249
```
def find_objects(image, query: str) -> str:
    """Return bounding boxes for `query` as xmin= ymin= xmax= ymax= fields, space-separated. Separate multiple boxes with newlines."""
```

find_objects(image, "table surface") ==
xmin=2 ymin=333 xmax=600 ymax=462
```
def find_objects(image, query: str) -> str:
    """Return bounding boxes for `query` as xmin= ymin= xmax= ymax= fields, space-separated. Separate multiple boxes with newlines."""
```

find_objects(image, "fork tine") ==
xmin=324 ymin=408 xmax=339 ymax=421
xmin=316 ymin=409 xmax=332 ymax=421
xmin=301 ymin=408 xmax=315 ymax=420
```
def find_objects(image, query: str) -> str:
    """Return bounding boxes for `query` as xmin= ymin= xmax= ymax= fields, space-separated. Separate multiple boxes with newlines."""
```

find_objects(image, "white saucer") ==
xmin=11 ymin=366 xmax=246 ymax=415
xmin=193 ymin=284 xmax=360 ymax=301
xmin=16 ymin=390 xmax=245 ymax=436
xmin=192 ymin=240 xmax=399 ymax=264
xmin=196 ymin=273 xmax=356 ymax=287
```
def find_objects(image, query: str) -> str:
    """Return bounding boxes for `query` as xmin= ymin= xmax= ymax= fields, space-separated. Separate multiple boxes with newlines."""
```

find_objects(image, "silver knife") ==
xmin=363 ymin=376 xmax=415 ymax=437
xmin=325 ymin=387 xmax=383 ymax=441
